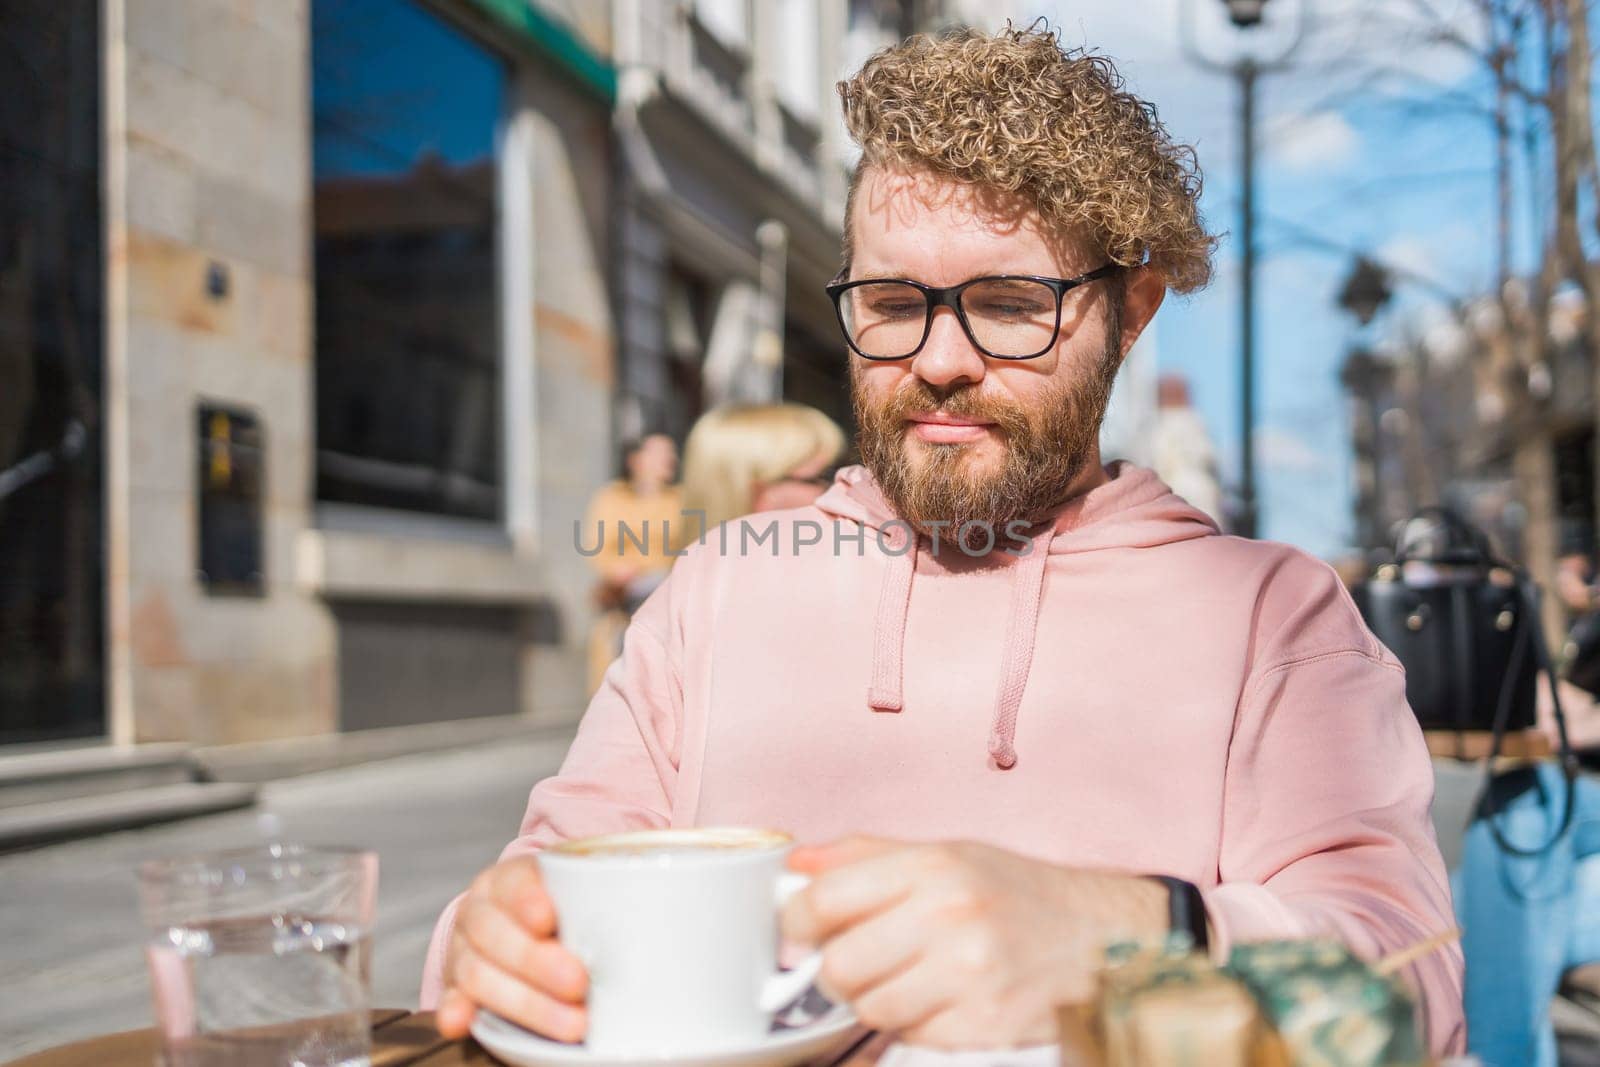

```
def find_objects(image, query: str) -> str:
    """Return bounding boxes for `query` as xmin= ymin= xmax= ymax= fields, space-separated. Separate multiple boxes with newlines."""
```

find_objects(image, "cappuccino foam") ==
xmin=551 ymin=827 xmax=790 ymax=858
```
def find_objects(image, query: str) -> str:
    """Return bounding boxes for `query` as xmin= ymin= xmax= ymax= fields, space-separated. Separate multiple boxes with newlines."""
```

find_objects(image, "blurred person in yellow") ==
xmin=583 ymin=433 xmax=680 ymax=690
xmin=677 ymin=403 xmax=847 ymax=546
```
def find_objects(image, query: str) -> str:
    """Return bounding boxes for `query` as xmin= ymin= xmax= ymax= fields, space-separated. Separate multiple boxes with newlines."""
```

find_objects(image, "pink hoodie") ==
xmin=422 ymin=463 xmax=1465 ymax=1054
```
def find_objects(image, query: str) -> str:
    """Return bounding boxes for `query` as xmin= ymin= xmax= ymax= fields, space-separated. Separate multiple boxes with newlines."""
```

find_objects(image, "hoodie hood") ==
xmin=813 ymin=462 xmax=1219 ymax=768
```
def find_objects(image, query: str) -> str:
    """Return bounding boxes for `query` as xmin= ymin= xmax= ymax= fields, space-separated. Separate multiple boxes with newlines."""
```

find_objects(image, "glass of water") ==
xmin=138 ymin=844 xmax=379 ymax=1067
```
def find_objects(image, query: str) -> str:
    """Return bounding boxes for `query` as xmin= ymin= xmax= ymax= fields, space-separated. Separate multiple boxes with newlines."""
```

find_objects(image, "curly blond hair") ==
xmin=839 ymin=24 xmax=1216 ymax=293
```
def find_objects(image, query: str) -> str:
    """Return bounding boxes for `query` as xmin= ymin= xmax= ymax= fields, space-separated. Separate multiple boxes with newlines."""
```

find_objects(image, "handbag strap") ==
xmin=1473 ymin=572 xmax=1579 ymax=857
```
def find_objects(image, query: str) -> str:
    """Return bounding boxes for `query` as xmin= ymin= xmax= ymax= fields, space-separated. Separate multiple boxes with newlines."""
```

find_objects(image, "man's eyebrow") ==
xmin=978 ymin=277 xmax=1049 ymax=288
xmin=847 ymin=270 xmax=1046 ymax=284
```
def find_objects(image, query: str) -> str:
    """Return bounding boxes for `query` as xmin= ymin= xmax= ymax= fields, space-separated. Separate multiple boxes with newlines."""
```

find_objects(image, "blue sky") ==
xmin=312 ymin=0 xmax=504 ymax=177
xmin=1034 ymin=0 xmax=1526 ymax=558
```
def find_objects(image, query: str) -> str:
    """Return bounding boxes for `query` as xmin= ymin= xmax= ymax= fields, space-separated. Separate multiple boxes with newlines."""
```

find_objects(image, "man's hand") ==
xmin=435 ymin=857 xmax=590 ymax=1042
xmin=781 ymin=838 xmax=1169 ymax=1049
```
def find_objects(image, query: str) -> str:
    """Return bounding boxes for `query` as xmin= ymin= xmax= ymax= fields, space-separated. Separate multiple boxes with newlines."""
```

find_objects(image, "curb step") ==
xmin=0 ymin=743 xmax=197 ymax=808
xmin=0 ymin=782 xmax=259 ymax=852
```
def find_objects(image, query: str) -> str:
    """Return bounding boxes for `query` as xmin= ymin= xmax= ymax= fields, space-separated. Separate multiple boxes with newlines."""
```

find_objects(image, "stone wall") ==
xmin=107 ymin=0 xmax=613 ymax=745
xmin=522 ymin=57 xmax=616 ymax=721
xmin=114 ymin=0 xmax=332 ymax=744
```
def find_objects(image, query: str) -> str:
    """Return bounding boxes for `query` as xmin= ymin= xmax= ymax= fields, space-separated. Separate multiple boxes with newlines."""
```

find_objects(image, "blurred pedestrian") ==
xmin=1556 ymin=543 xmax=1598 ymax=617
xmin=1456 ymin=684 xmax=1600 ymax=1067
xmin=1557 ymin=532 xmax=1600 ymax=709
xmin=1542 ymin=529 xmax=1600 ymax=759
xmin=582 ymin=433 xmax=680 ymax=690
xmin=677 ymin=403 xmax=846 ymax=544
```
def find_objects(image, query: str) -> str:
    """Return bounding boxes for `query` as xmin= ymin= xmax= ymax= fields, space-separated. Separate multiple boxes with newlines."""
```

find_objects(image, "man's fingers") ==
xmin=448 ymin=936 xmax=587 ymax=1043
xmin=849 ymin=957 xmax=954 ymax=1036
xmin=815 ymin=892 xmax=939 ymax=1000
xmin=787 ymin=835 xmax=897 ymax=874
xmin=458 ymin=897 xmax=588 ymax=1003
xmin=899 ymin=1007 xmax=992 ymax=1051
xmin=486 ymin=858 xmax=557 ymax=936
xmin=899 ymin=999 xmax=1060 ymax=1051
xmin=783 ymin=847 xmax=918 ymax=944
xmin=434 ymin=988 xmax=476 ymax=1039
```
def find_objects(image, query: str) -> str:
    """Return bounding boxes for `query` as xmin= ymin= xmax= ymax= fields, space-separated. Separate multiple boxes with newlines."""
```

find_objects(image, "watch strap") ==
xmin=1148 ymin=874 xmax=1209 ymax=952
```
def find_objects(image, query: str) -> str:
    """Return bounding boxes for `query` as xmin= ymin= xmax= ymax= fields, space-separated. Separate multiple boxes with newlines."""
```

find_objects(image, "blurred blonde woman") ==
xmin=678 ymin=403 xmax=846 ymax=546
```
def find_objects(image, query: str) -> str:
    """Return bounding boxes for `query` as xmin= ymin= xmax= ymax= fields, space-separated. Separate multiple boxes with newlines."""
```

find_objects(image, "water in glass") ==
xmin=146 ymin=913 xmax=371 ymax=1066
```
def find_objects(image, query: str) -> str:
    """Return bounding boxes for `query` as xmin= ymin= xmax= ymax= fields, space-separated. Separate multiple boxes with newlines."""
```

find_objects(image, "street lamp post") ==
xmin=1336 ymin=256 xmax=1396 ymax=551
xmin=1337 ymin=256 xmax=1396 ymax=328
xmin=1238 ymin=55 xmax=1259 ymax=539
xmin=1339 ymin=347 xmax=1395 ymax=551
xmin=1180 ymin=0 xmax=1304 ymax=539
xmin=1223 ymin=0 xmax=1270 ymax=27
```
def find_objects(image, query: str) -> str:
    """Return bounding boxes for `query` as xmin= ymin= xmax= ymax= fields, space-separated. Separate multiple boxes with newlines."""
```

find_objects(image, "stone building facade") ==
xmin=607 ymin=0 xmax=962 ymax=443
xmin=2 ymin=0 xmax=620 ymax=749
xmin=2 ymin=0 xmax=974 ymax=752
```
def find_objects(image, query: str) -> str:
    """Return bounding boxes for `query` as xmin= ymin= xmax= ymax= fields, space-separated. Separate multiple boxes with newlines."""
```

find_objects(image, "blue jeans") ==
xmin=1453 ymin=762 xmax=1600 ymax=1066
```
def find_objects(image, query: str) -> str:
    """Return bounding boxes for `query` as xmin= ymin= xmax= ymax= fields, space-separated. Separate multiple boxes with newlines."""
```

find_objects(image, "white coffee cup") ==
xmin=536 ymin=827 xmax=821 ymax=1056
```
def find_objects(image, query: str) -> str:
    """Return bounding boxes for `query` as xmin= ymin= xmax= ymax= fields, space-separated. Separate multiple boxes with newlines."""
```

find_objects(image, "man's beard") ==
xmin=852 ymin=331 xmax=1122 ymax=553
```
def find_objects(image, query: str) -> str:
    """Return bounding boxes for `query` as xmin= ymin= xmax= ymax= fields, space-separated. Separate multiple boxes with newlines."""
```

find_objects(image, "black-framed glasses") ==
xmin=825 ymin=264 xmax=1121 ymax=361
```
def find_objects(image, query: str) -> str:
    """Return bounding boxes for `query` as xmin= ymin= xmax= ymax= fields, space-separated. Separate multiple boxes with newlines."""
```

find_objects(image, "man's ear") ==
xmin=1116 ymin=267 xmax=1167 ymax=360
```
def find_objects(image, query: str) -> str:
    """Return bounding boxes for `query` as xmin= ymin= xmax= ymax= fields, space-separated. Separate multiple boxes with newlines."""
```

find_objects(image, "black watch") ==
xmin=1148 ymin=875 xmax=1209 ymax=952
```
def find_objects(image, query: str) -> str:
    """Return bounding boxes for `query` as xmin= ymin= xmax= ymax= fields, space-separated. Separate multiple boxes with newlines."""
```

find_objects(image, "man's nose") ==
xmin=909 ymin=307 xmax=986 ymax=390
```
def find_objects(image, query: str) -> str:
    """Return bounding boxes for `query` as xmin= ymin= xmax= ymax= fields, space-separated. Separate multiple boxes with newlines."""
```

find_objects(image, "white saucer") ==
xmin=471 ymin=1006 xmax=862 ymax=1067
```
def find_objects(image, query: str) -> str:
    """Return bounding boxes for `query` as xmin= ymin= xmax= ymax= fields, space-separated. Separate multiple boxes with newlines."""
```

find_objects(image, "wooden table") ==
xmin=4 ymin=1010 xmax=886 ymax=1067
xmin=1423 ymin=727 xmax=1551 ymax=761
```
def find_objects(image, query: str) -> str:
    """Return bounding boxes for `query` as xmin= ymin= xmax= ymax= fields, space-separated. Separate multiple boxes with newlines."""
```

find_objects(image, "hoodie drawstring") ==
xmin=863 ymin=524 xmax=1052 ymax=768
xmin=835 ymin=462 xmax=1218 ymax=771
xmin=867 ymin=526 xmax=917 ymax=712
xmin=986 ymin=528 xmax=1052 ymax=769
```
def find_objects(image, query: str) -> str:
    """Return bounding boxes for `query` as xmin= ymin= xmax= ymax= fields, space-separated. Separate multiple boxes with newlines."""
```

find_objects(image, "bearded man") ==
xmin=425 ymin=26 xmax=1465 ymax=1056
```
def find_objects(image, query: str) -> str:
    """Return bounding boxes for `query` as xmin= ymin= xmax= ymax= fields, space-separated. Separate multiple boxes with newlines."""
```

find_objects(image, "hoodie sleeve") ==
xmin=419 ymin=583 xmax=685 ymax=1007
xmin=1201 ymin=560 xmax=1465 ymax=1056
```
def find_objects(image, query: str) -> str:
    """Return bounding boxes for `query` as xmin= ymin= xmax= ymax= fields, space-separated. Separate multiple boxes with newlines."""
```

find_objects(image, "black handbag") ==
xmin=1351 ymin=508 xmax=1537 ymax=733
xmin=1352 ymin=507 xmax=1579 ymax=856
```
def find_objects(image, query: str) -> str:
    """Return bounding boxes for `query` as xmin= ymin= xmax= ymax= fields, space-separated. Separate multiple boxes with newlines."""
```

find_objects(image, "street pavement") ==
xmin=0 ymin=734 xmax=571 ymax=1058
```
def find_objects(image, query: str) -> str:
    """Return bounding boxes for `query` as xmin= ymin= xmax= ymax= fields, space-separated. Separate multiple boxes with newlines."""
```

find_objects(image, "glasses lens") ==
xmin=839 ymin=282 xmax=928 ymax=358
xmin=960 ymin=279 xmax=1059 ymax=357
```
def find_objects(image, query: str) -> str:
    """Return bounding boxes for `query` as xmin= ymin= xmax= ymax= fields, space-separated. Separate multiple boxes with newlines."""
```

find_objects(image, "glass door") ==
xmin=0 ymin=0 xmax=105 ymax=745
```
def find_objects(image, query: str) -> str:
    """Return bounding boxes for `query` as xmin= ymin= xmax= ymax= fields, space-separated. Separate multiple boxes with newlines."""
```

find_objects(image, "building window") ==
xmin=783 ymin=318 xmax=853 ymax=446
xmin=772 ymin=0 xmax=819 ymax=119
xmin=694 ymin=0 xmax=749 ymax=48
xmin=662 ymin=265 xmax=714 ymax=442
xmin=0 ymin=0 xmax=104 ymax=745
xmin=312 ymin=0 xmax=507 ymax=522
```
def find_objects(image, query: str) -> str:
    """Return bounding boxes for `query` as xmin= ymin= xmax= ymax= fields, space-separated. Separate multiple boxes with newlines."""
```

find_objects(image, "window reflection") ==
xmin=0 ymin=0 xmax=104 ymax=745
xmin=312 ymin=0 xmax=506 ymax=521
